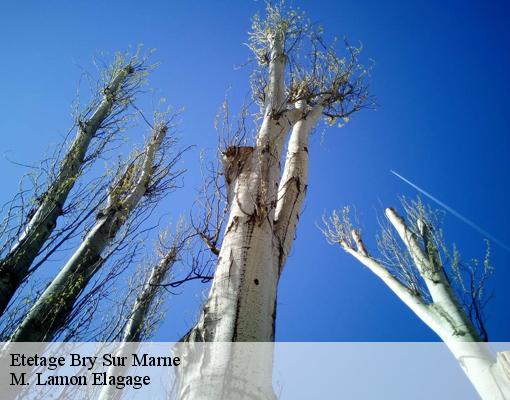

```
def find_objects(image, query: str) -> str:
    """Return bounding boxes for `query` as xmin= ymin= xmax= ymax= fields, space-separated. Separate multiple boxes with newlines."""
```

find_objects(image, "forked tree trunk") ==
xmin=176 ymin=35 xmax=323 ymax=399
xmin=176 ymin=3 xmax=370 ymax=396
xmin=0 ymin=64 xmax=134 ymax=315
xmin=337 ymin=207 xmax=510 ymax=400
xmin=387 ymin=208 xmax=510 ymax=399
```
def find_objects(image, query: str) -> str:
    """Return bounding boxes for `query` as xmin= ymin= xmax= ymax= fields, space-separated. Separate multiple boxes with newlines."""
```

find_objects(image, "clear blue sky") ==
xmin=0 ymin=0 xmax=509 ymax=341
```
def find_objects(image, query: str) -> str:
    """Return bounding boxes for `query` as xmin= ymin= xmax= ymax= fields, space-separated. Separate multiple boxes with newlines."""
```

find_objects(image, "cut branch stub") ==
xmin=221 ymin=146 xmax=254 ymax=203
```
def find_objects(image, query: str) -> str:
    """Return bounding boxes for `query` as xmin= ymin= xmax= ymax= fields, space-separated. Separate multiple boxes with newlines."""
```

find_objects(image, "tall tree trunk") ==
xmin=273 ymin=103 xmax=323 ymax=271
xmin=332 ymin=206 xmax=510 ymax=400
xmin=6 ymin=124 xmax=168 ymax=343
xmin=176 ymin=33 xmax=291 ymax=400
xmin=122 ymin=248 xmax=177 ymax=343
xmin=182 ymin=33 xmax=292 ymax=345
xmin=176 ymin=49 xmax=326 ymax=400
xmin=176 ymin=3 xmax=370 ymax=397
xmin=98 ymin=245 xmax=178 ymax=400
xmin=0 ymin=63 xmax=134 ymax=315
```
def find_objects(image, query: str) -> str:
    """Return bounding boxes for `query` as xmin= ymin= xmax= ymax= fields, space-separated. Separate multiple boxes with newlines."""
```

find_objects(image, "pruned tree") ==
xmin=321 ymin=198 xmax=510 ymax=400
xmin=177 ymin=2 xmax=372 ymax=399
xmin=0 ymin=50 xmax=151 ymax=316
xmin=6 ymin=111 xmax=184 ymax=343
xmin=2 ymin=3 xmax=508 ymax=399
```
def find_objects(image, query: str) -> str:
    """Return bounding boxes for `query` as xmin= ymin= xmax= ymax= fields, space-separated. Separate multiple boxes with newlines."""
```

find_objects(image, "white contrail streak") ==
xmin=390 ymin=170 xmax=510 ymax=254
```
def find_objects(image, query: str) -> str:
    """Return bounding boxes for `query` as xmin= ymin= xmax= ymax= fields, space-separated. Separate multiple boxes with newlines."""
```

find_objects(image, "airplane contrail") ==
xmin=390 ymin=170 xmax=510 ymax=254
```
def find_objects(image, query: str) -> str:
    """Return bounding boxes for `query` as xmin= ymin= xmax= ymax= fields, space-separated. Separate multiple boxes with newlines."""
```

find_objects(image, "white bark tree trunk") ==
xmin=122 ymin=249 xmax=177 ymax=343
xmin=385 ymin=208 xmax=480 ymax=340
xmin=177 ymin=40 xmax=279 ymax=400
xmin=0 ymin=64 xmax=134 ymax=315
xmin=445 ymin=341 xmax=510 ymax=399
xmin=274 ymin=103 xmax=322 ymax=271
xmin=182 ymin=34 xmax=292 ymax=345
xmin=176 ymin=44 xmax=325 ymax=400
xmin=97 ymin=246 xmax=177 ymax=400
xmin=177 ymin=4 xmax=370 ymax=396
xmin=6 ymin=125 xmax=168 ymax=343
xmin=337 ymin=208 xmax=510 ymax=400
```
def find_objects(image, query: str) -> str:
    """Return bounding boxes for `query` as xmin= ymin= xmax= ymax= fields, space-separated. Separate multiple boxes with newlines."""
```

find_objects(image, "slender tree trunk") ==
xmin=335 ymin=207 xmax=510 ymax=400
xmin=273 ymin=103 xmax=322 ymax=271
xmin=122 ymin=252 xmax=176 ymax=343
xmin=385 ymin=208 xmax=480 ymax=339
xmin=97 ymin=246 xmax=177 ymax=400
xmin=0 ymin=64 xmax=134 ymax=315
xmin=6 ymin=125 xmax=168 ymax=343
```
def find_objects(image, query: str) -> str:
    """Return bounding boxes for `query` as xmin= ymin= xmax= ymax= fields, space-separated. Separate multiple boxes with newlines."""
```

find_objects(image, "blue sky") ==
xmin=0 ymin=0 xmax=509 ymax=341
